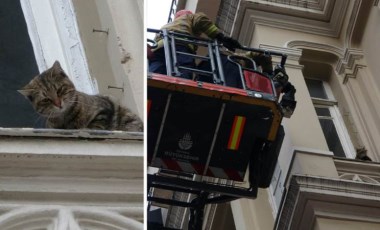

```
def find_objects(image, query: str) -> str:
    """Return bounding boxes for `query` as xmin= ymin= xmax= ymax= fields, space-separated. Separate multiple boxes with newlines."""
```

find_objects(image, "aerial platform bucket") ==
xmin=148 ymin=74 xmax=282 ymax=182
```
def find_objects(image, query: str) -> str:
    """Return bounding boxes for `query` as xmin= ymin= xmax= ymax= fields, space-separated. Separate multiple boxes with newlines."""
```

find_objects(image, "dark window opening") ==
xmin=306 ymin=78 xmax=348 ymax=157
xmin=305 ymin=78 xmax=328 ymax=99
xmin=0 ymin=0 xmax=44 ymax=128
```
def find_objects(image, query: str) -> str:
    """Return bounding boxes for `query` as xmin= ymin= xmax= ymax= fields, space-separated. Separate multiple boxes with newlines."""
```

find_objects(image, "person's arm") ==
xmin=192 ymin=12 xmax=220 ymax=38
xmin=193 ymin=12 xmax=241 ymax=51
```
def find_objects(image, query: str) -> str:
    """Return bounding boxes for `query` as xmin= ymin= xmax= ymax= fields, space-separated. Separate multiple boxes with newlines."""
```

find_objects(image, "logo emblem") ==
xmin=178 ymin=133 xmax=193 ymax=150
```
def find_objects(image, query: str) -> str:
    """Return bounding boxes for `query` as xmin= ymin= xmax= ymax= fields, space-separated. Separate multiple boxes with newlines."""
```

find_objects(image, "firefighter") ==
xmin=272 ymin=64 xmax=297 ymax=118
xmin=148 ymin=10 xmax=241 ymax=79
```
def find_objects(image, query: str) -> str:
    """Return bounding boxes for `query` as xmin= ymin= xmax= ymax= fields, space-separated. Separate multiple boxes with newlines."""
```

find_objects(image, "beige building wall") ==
xmin=315 ymin=218 xmax=380 ymax=230
xmin=232 ymin=1 xmax=380 ymax=229
xmin=71 ymin=0 xmax=144 ymax=118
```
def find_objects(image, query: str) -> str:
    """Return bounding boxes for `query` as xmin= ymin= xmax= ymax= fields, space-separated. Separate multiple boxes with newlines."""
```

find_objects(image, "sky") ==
xmin=146 ymin=0 xmax=173 ymax=39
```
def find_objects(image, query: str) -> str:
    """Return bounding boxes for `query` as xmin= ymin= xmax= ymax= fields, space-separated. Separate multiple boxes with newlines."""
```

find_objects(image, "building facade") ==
xmin=0 ymin=0 xmax=143 ymax=229
xmin=163 ymin=0 xmax=380 ymax=229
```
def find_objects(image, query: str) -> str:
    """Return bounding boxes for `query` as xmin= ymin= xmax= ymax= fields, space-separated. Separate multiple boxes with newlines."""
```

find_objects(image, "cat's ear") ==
xmin=52 ymin=60 xmax=65 ymax=75
xmin=17 ymin=89 xmax=34 ymax=101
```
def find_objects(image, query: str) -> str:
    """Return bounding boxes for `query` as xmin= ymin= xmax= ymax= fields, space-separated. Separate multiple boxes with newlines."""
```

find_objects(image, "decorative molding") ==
xmin=276 ymin=175 xmax=380 ymax=229
xmin=334 ymin=158 xmax=380 ymax=182
xmin=234 ymin=0 xmax=350 ymax=40
xmin=251 ymin=0 xmax=327 ymax=12
xmin=50 ymin=0 xmax=96 ymax=94
xmin=20 ymin=0 xmax=97 ymax=94
xmin=336 ymin=48 xmax=366 ymax=83
xmin=20 ymin=0 xmax=48 ymax=71
xmin=0 ymin=134 xmax=144 ymax=227
xmin=339 ymin=173 xmax=380 ymax=184
xmin=344 ymin=0 xmax=363 ymax=48
xmin=342 ymin=63 xmax=366 ymax=84
xmin=286 ymin=40 xmax=344 ymax=58
xmin=0 ymin=206 xmax=143 ymax=230
xmin=285 ymin=40 xmax=367 ymax=83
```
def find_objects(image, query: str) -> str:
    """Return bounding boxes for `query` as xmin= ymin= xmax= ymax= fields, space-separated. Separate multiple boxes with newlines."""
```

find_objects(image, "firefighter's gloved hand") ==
xmin=273 ymin=64 xmax=289 ymax=86
xmin=216 ymin=33 xmax=241 ymax=51
xmin=258 ymin=53 xmax=273 ymax=75
xmin=280 ymin=98 xmax=297 ymax=118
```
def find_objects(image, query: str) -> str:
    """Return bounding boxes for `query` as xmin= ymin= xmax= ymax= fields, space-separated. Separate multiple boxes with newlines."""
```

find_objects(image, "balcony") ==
xmin=276 ymin=156 xmax=380 ymax=229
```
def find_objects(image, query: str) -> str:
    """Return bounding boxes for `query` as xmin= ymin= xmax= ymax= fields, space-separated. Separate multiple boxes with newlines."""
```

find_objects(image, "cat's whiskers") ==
xmin=46 ymin=110 xmax=56 ymax=121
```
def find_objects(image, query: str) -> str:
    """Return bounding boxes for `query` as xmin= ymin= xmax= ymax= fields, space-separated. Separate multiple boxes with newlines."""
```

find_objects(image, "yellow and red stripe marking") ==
xmin=227 ymin=116 xmax=246 ymax=150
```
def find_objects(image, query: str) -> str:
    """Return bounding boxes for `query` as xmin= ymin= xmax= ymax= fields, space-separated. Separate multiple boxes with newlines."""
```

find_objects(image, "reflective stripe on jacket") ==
xmin=153 ymin=12 xmax=220 ymax=52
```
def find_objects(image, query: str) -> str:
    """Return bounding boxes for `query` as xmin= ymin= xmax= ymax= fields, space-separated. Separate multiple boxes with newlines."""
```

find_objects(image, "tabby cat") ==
xmin=18 ymin=61 xmax=143 ymax=131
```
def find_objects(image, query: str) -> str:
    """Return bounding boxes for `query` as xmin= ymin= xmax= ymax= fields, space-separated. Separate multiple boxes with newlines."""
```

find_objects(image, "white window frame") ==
xmin=268 ymin=162 xmax=283 ymax=215
xmin=310 ymin=79 xmax=356 ymax=158
xmin=20 ymin=0 xmax=98 ymax=95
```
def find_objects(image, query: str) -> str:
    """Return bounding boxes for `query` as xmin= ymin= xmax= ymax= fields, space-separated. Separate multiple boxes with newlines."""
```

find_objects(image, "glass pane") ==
xmin=315 ymin=107 xmax=331 ymax=117
xmin=305 ymin=79 xmax=328 ymax=99
xmin=319 ymin=119 xmax=346 ymax=157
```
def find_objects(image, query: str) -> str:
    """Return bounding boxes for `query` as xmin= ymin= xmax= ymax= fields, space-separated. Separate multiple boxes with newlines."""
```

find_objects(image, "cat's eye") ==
xmin=41 ymin=98 xmax=51 ymax=103
xmin=57 ymin=87 xmax=67 ymax=96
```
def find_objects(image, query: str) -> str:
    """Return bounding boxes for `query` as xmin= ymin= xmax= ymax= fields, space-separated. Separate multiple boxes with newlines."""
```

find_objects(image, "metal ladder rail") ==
xmin=167 ymin=31 xmax=224 ymax=84
xmin=240 ymin=46 xmax=288 ymax=67
xmin=226 ymin=55 xmax=278 ymax=100
xmin=147 ymin=28 xmax=226 ymax=85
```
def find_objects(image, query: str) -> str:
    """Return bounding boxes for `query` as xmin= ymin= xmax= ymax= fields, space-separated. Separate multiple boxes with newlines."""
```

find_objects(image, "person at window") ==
xmin=148 ymin=10 xmax=241 ymax=79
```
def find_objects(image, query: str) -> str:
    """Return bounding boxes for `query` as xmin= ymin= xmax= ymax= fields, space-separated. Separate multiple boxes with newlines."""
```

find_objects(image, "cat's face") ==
xmin=18 ymin=61 xmax=76 ymax=117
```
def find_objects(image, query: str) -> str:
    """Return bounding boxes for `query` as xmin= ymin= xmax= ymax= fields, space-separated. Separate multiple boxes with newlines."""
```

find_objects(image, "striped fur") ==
xmin=18 ymin=61 xmax=143 ymax=132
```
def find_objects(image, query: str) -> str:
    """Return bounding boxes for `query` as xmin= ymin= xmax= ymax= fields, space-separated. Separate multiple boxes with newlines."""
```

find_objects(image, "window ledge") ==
xmin=0 ymin=128 xmax=143 ymax=158
xmin=311 ymin=97 xmax=338 ymax=106
xmin=0 ymin=127 xmax=143 ymax=141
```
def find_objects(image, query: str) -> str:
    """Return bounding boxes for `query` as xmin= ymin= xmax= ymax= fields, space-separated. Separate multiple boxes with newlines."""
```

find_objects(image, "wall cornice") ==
xmin=287 ymin=40 xmax=344 ymax=58
xmin=234 ymin=0 xmax=349 ymax=43
xmin=336 ymin=48 xmax=366 ymax=83
xmin=276 ymin=175 xmax=380 ymax=229
xmin=286 ymin=41 xmax=367 ymax=83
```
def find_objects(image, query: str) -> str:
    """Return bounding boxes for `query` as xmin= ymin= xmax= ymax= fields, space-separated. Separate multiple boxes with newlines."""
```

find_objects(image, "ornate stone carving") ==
xmin=339 ymin=173 xmax=380 ymax=184
xmin=235 ymin=0 xmax=350 ymax=41
xmin=0 ymin=206 xmax=143 ymax=230
xmin=20 ymin=0 xmax=96 ymax=94
xmin=50 ymin=0 xmax=95 ymax=94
